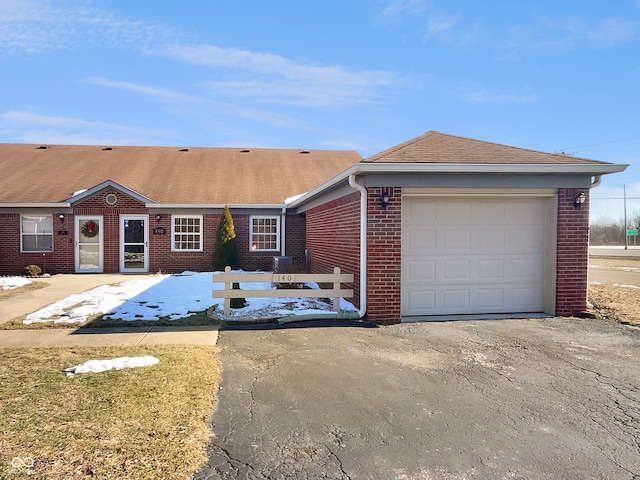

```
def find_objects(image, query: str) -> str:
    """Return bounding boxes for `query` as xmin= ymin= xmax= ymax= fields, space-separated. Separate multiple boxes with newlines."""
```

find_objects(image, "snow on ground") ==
xmin=24 ymin=271 xmax=357 ymax=324
xmin=1 ymin=277 xmax=32 ymax=290
xmin=65 ymin=356 xmax=159 ymax=377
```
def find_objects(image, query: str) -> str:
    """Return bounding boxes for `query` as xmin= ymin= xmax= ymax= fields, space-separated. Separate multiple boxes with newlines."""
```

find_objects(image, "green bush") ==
xmin=212 ymin=205 xmax=239 ymax=271
xmin=24 ymin=264 xmax=42 ymax=276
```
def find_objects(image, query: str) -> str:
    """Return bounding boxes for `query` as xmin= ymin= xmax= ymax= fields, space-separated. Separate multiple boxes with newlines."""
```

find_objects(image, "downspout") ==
xmin=348 ymin=174 xmax=367 ymax=319
xmin=590 ymin=175 xmax=602 ymax=188
xmin=281 ymin=207 xmax=286 ymax=256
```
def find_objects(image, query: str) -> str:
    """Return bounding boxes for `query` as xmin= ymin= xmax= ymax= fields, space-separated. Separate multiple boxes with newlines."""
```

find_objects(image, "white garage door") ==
xmin=402 ymin=196 xmax=547 ymax=317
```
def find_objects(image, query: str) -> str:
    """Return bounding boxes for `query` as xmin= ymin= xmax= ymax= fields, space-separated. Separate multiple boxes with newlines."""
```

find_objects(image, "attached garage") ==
xmin=402 ymin=191 xmax=557 ymax=317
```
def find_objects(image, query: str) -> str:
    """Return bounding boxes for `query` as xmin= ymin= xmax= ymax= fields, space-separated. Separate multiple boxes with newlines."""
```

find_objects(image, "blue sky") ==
xmin=1 ymin=0 xmax=639 ymax=223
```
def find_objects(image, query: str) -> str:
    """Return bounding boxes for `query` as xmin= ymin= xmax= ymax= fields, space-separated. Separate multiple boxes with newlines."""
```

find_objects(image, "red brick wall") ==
xmin=555 ymin=188 xmax=590 ymax=316
xmin=306 ymin=192 xmax=362 ymax=309
xmin=0 ymin=190 xmax=306 ymax=275
xmin=366 ymin=187 xmax=402 ymax=323
xmin=0 ymin=212 xmax=74 ymax=275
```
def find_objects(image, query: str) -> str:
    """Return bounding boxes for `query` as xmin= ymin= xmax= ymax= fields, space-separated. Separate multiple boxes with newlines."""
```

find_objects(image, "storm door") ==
xmin=120 ymin=215 xmax=149 ymax=272
xmin=75 ymin=216 xmax=104 ymax=272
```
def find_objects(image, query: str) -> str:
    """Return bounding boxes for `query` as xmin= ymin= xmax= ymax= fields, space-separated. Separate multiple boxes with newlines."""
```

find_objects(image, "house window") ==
xmin=172 ymin=215 xmax=203 ymax=251
xmin=250 ymin=216 xmax=280 ymax=251
xmin=21 ymin=215 xmax=53 ymax=252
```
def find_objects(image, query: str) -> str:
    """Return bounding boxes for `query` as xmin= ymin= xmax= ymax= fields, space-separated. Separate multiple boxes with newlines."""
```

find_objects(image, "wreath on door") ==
xmin=81 ymin=220 xmax=99 ymax=238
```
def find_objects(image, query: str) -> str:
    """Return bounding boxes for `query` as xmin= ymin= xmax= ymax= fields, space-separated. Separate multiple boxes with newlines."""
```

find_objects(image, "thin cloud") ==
xmin=85 ymin=77 xmax=316 ymax=129
xmin=424 ymin=12 xmax=461 ymax=41
xmin=0 ymin=0 xmax=182 ymax=54
xmin=151 ymin=44 xmax=398 ymax=107
xmin=449 ymin=85 xmax=538 ymax=104
xmin=0 ymin=110 xmax=176 ymax=145
xmin=375 ymin=0 xmax=429 ymax=21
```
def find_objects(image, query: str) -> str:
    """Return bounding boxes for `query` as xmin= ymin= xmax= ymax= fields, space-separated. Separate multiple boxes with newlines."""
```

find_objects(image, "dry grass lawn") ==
xmin=0 ymin=345 xmax=220 ymax=479
xmin=588 ymin=283 xmax=640 ymax=326
xmin=0 ymin=281 xmax=48 ymax=302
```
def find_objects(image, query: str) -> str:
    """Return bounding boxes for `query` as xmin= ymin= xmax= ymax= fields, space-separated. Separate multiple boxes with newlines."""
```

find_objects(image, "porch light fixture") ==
xmin=58 ymin=214 xmax=65 ymax=222
xmin=574 ymin=191 xmax=586 ymax=207
xmin=156 ymin=214 xmax=162 ymax=222
xmin=380 ymin=191 xmax=390 ymax=210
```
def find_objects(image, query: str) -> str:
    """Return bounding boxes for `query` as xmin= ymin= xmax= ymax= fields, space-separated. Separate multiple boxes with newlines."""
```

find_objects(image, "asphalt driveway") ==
xmin=194 ymin=318 xmax=640 ymax=480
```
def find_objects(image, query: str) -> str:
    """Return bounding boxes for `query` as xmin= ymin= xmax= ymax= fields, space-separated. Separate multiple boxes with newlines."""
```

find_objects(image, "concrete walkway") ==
xmin=0 ymin=274 xmax=218 ymax=347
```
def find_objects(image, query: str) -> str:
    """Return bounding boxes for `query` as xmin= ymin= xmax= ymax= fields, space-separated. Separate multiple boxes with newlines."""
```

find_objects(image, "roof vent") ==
xmin=300 ymin=150 xmax=310 ymax=154
xmin=240 ymin=149 xmax=250 ymax=153
xmin=179 ymin=148 xmax=189 ymax=152
xmin=102 ymin=147 xmax=113 ymax=151
xmin=37 ymin=145 xmax=48 ymax=149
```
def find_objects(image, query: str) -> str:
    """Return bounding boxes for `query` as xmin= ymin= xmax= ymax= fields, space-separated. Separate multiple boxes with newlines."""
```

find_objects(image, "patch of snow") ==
xmin=65 ymin=356 xmax=159 ymax=377
xmin=0 ymin=277 xmax=32 ymax=290
xmin=23 ymin=271 xmax=358 ymax=324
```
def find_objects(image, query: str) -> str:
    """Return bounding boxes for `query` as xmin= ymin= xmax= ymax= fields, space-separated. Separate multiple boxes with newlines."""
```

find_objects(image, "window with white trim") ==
xmin=250 ymin=216 xmax=280 ymax=251
xmin=172 ymin=215 xmax=203 ymax=251
xmin=21 ymin=215 xmax=53 ymax=252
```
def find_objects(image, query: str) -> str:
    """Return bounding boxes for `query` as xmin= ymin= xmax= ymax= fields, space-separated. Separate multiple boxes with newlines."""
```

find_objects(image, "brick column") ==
xmin=555 ymin=188 xmax=590 ymax=316
xmin=366 ymin=187 xmax=402 ymax=323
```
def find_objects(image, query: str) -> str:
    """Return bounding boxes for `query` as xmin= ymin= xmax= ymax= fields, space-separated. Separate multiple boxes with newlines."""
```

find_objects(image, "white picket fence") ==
xmin=213 ymin=266 xmax=354 ymax=315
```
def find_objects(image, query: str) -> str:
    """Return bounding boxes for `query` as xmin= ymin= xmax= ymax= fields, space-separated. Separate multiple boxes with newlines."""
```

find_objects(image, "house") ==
xmin=0 ymin=131 xmax=627 ymax=323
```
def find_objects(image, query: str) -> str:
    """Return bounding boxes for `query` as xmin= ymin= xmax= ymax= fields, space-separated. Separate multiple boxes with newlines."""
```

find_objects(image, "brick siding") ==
xmin=555 ymin=188 xmax=590 ymax=316
xmin=0 ymin=189 xmax=306 ymax=275
xmin=305 ymin=192 xmax=362 ymax=310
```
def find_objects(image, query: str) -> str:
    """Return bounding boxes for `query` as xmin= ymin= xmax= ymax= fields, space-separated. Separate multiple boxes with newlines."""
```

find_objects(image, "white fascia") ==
xmin=288 ymin=162 xmax=628 ymax=208
xmin=146 ymin=204 xmax=286 ymax=209
xmin=0 ymin=203 xmax=71 ymax=208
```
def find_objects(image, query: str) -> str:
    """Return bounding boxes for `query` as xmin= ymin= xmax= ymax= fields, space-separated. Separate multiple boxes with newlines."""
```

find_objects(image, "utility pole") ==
xmin=624 ymin=184 xmax=628 ymax=250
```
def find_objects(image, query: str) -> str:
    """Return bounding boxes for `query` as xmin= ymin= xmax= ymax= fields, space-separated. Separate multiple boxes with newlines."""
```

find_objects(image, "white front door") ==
xmin=75 ymin=216 xmax=104 ymax=273
xmin=120 ymin=215 xmax=149 ymax=273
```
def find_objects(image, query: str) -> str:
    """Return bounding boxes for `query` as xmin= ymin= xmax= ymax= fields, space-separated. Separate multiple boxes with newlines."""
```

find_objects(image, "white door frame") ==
xmin=119 ymin=214 xmax=149 ymax=273
xmin=75 ymin=215 xmax=104 ymax=273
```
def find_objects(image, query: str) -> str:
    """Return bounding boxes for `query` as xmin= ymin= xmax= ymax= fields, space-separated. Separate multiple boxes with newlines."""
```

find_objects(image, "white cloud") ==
xmin=151 ymin=44 xmax=397 ymax=107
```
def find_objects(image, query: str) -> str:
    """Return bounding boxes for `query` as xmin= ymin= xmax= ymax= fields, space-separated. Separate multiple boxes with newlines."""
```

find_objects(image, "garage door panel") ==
xmin=510 ymin=257 xmax=543 ymax=281
xmin=403 ymin=228 xmax=436 ymax=254
xmin=478 ymin=229 xmax=506 ymax=251
xmin=442 ymin=229 xmax=472 ymax=251
xmin=405 ymin=259 xmax=436 ymax=282
xmin=443 ymin=289 xmax=471 ymax=310
xmin=443 ymin=259 xmax=471 ymax=280
xmin=402 ymin=196 xmax=547 ymax=316
xmin=442 ymin=201 xmax=472 ymax=223
xmin=477 ymin=288 xmax=505 ymax=308
xmin=404 ymin=289 xmax=436 ymax=313
xmin=478 ymin=259 xmax=505 ymax=279
xmin=507 ymin=228 xmax=544 ymax=253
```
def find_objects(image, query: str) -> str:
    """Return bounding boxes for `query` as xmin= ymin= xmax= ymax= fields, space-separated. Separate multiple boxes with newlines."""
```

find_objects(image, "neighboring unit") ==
xmin=0 ymin=131 xmax=627 ymax=322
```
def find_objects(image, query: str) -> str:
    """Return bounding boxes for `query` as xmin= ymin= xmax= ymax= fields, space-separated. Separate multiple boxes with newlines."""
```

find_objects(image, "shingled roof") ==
xmin=363 ymin=131 xmax=612 ymax=165
xmin=0 ymin=145 xmax=362 ymax=204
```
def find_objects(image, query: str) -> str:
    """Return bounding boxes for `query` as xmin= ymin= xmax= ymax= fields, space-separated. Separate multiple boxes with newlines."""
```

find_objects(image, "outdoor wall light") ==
xmin=380 ymin=191 xmax=390 ymax=210
xmin=58 ymin=214 xmax=65 ymax=222
xmin=156 ymin=214 xmax=162 ymax=222
xmin=574 ymin=191 xmax=586 ymax=207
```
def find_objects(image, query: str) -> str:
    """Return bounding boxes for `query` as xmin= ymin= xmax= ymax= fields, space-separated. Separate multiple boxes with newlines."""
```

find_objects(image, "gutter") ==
xmin=348 ymin=174 xmax=367 ymax=319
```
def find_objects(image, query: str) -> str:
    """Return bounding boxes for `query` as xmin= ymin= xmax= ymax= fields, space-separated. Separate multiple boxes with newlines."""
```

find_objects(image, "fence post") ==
xmin=333 ymin=267 xmax=341 ymax=312
xmin=223 ymin=266 xmax=232 ymax=315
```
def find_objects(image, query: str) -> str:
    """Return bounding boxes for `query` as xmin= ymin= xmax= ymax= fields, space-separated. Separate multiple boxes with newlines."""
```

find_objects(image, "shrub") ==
xmin=230 ymin=282 xmax=246 ymax=309
xmin=213 ymin=206 xmax=239 ymax=271
xmin=24 ymin=264 xmax=42 ymax=276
